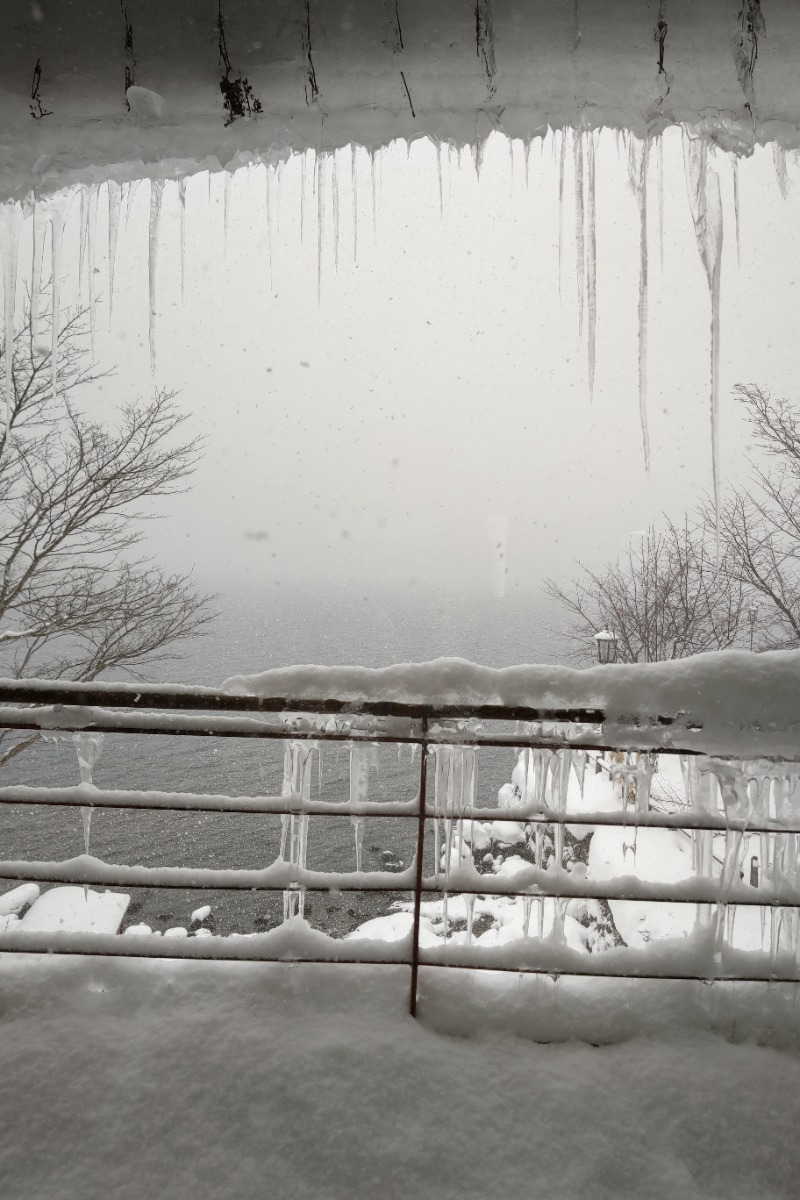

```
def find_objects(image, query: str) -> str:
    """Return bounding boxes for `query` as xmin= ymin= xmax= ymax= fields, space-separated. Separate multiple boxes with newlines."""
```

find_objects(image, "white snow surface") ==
xmin=18 ymin=886 xmax=129 ymax=934
xmin=0 ymin=956 xmax=799 ymax=1200
xmin=225 ymin=650 xmax=800 ymax=756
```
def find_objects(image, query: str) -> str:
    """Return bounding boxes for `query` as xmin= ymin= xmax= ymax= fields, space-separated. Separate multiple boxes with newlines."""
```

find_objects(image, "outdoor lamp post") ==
xmin=594 ymin=630 xmax=619 ymax=665
xmin=748 ymin=604 xmax=758 ymax=651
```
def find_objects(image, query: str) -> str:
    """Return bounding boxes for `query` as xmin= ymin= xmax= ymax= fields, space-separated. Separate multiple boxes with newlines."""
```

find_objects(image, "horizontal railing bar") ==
xmin=0 ymin=785 xmax=796 ymax=836
xmin=0 ymin=785 xmax=418 ymax=819
xmin=0 ymin=678 xmax=606 ymax=723
xmin=416 ymin=960 xmax=800 ymax=983
xmin=0 ymin=936 xmax=796 ymax=984
xmin=428 ymin=806 xmax=800 ymax=835
xmin=0 ymin=707 xmax=711 ymax=755
xmin=2 ymin=861 xmax=798 ymax=906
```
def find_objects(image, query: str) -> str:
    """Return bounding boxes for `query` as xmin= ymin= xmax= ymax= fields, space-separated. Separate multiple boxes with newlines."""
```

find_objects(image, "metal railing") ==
xmin=1 ymin=678 xmax=799 ymax=1016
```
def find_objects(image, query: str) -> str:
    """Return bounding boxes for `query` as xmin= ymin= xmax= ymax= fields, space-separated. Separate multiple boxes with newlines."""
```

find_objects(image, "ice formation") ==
xmin=0 ymin=201 xmax=21 ymax=438
xmin=148 ymin=179 xmax=163 ymax=375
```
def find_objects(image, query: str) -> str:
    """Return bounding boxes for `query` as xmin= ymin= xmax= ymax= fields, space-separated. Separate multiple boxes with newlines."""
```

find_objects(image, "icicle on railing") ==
xmin=432 ymin=744 xmax=478 ymax=940
xmin=0 ymin=202 xmax=21 ymax=443
xmin=348 ymin=741 xmax=380 ymax=872
xmin=148 ymin=179 xmax=163 ymax=376
xmin=280 ymin=739 xmax=316 ymax=920
xmin=73 ymin=731 xmax=104 ymax=899
xmin=682 ymin=133 xmax=724 ymax=533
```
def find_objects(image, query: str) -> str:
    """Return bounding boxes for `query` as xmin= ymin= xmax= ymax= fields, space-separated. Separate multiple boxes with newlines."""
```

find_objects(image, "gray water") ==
xmin=0 ymin=585 xmax=568 ymax=934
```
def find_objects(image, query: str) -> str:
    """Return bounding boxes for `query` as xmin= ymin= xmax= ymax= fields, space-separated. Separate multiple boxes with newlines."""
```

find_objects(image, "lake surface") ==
xmin=0 ymin=585 xmax=569 ymax=934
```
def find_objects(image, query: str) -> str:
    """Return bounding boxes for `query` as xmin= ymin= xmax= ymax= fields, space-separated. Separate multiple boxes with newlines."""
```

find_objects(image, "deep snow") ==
xmin=1 ymin=955 xmax=799 ymax=1200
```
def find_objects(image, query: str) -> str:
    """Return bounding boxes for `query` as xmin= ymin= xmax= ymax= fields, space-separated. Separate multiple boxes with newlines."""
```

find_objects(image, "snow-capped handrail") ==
xmin=2 ymin=675 xmax=800 ymax=1011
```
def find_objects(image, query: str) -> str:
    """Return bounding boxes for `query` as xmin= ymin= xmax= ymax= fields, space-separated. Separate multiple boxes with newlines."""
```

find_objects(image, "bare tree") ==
xmin=545 ymin=520 xmax=747 ymax=664
xmin=0 ymin=301 xmax=216 ymax=767
xmin=713 ymin=385 xmax=800 ymax=650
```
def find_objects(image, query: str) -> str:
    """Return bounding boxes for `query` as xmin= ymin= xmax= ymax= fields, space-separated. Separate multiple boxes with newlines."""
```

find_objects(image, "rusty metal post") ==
xmin=409 ymin=715 xmax=428 ymax=1017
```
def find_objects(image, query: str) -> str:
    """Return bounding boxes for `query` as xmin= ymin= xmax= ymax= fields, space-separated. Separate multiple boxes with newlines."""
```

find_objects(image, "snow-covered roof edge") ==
xmin=2 ymin=0 xmax=800 ymax=200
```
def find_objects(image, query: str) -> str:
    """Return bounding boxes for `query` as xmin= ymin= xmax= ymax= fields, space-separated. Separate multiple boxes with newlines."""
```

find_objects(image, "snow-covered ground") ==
xmin=0 ymin=955 xmax=799 ymax=1200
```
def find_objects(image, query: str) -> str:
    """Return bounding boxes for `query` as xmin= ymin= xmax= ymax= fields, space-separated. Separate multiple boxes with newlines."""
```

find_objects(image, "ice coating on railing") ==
xmin=280 ymin=739 xmax=316 ymax=919
xmin=349 ymin=741 xmax=379 ymax=872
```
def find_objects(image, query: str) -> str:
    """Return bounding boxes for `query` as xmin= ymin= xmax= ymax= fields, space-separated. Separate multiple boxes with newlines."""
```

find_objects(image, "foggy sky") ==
xmin=24 ymin=128 xmax=800 ymax=600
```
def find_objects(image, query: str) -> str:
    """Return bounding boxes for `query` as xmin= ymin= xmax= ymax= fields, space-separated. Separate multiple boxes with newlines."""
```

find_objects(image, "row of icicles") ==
xmin=0 ymin=130 xmax=796 ymax=499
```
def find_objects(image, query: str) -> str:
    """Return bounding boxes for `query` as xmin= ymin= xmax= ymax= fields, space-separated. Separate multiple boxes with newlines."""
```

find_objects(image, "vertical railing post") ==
xmin=409 ymin=714 xmax=428 ymax=1017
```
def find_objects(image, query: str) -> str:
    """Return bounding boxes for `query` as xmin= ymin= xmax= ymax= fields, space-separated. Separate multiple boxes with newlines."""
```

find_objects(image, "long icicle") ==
xmin=0 ymin=203 xmax=21 ymax=441
xmin=148 ymin=179 xmax=163 ymax=377
xmin=586 ymin=130 xmax=597 ymax=402
xmin=558 ymin=129 xmax=567 ymax=299
xmin=107 ymin=180 xmax=121 ymax=322
xmin=86 ymin=186 xmax=98 ymax=361
xmin=658 ymin=134 xmax=665 ymax=273
xmin=638 ymin=138 xmax=651 ymax=473
xmin=50 ymin=197 xmax=66 ymax=401
xmin=30 ymin=200 xmax=44 ymax=357
xmin=732 ymin=155 xmax=741 ymax=266
xmin=351 ymin=144 xmax=358 ymax=262
xmin=178 ymin=178 xmax=186 ymax=303
xmin=574 ymin=129 xmax=585 ymax=339
xmin=683 ymin=133 xmax=724 ymax=538
xmin=331 ymin=151 xmax=340 ymax=272
xmin=264 ymin=165 xmax=274 ymax=292
xmin=317 ymin=151 xmax=326 ymax=305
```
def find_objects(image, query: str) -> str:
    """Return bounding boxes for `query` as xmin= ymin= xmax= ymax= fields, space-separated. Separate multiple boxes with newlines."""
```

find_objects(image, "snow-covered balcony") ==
xmin=3 ymin=2 xmax=800 ymax=1196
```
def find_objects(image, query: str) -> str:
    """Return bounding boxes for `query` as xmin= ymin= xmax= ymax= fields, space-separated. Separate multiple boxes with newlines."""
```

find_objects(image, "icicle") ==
xmin=658 ymin=135 xmax=665 ymax=274
xmin=264 ymin=166 xmax=274 ymax=292
xmin=49 ymin=197 xmax=66 ymax=401
xmin=522 ymin=895 xmax=533 ymax=938
xmin=350 ymin=144 xmax=358 ymax=262
xmin=465 ymin=894 xmax=475 ymax=943
xmin=683 ymin=134 xmax=724 ymax=536
xmin=281 ymin=740 xmax=315 ymax=920
xmin=574 ymin=130 xmax=585 ymax=338
xmin=773 ymin=144 xmax=790 ymax=199
xmin=148 ymin=179 xmax=163 ymax=376
xmin=316 ymin=153 xmax=326 ymax=304
xmin=557 ymin=129 xmax=567 ymax=298
xmin=107 ymin=180 xmax=121 ymax=321
xmin=435 ymin=141 xmax=444 ymax=218
xmin=30 ymin=201 xmax=44 ymax=358
xmin=732 ymin=156 xmax=741 ymax=266
xmin=331 ymin=152 xmax=340 ymax=271
xmin=349 ymin=741 xmax=379 ymax=872
xmin=78 ymin=187 xmax=88 ymax=296
xmin=223 ymin=170 xmax=231 ymax=250
xmin=86 ymin=186 xmax=98 ymax=361
xmin=125 ymin=177 xmax=140 ymax=226
xmin=572 ymin=750 xmax=587 ymax=797
xmin=369 ymin=149 xmax=377 ymax=241
xmin=586 ymin=131 xmax=597 ymax=402
xmin=302 ymin=148 xmax=309 ymax=244
xmin=637 ymin=138 xmax=651 ymax=473
xmin=74 ymin=730 xmax=104 ymax=895
xmin=178 ymin=178 xmax=186 ymax=303
xmin=0 ymin=203 xmax=21 ymax=440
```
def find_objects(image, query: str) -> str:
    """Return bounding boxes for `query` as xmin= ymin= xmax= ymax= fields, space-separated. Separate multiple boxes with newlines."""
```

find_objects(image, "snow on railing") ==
xmin=1 ymin=675 xmax=800 ymax=1016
